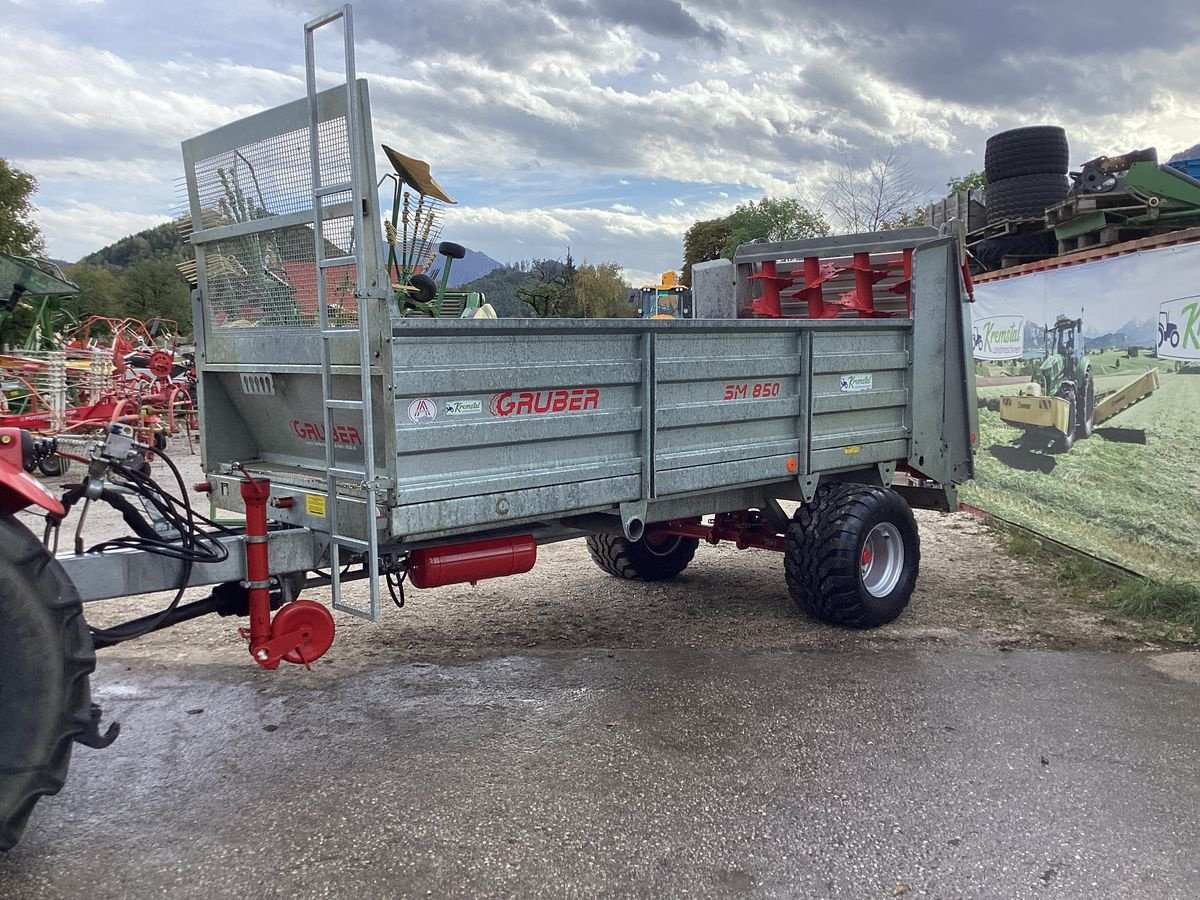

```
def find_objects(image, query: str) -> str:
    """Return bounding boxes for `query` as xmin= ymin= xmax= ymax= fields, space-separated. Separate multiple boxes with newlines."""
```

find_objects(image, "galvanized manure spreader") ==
xmin=0 ymin=5 xmax=976 ymax=850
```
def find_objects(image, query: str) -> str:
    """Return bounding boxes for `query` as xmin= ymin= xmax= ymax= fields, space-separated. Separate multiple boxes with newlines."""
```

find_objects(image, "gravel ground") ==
xmin=20 ymin=438 xmax=1160 ymax=674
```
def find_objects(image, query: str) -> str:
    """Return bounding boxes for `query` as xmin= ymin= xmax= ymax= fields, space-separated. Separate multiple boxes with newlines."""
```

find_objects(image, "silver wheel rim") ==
xmin=860 ymin=523 xmax=904 ymax=598
xmin=642 ymin=534 xmax=682 ymax=557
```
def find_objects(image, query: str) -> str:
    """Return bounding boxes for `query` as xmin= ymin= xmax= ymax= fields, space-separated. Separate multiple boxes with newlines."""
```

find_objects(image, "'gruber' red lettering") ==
xmin=489 ymin=388 xmax=600 ymax=417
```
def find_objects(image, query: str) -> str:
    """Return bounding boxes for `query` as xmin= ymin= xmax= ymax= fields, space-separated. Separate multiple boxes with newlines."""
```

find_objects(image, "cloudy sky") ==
xmin=3 ymin=0 xmax=1198 ymax=286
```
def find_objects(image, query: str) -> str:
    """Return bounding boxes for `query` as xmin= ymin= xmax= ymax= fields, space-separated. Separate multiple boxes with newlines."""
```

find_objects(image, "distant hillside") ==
xmin=80 ymin=220 xmax=190 ymax=267
xmin=458 ymin=265 xmax=539 ymax=318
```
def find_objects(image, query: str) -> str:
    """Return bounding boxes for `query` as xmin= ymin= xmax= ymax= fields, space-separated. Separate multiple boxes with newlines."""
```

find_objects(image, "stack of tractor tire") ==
xmin=977 ymin=126 xmax=1069 ymax=266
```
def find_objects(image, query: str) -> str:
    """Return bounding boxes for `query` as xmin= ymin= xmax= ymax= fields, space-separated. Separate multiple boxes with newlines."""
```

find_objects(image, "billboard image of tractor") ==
xmin=998 ymin=315 xmax=1158 ymax=452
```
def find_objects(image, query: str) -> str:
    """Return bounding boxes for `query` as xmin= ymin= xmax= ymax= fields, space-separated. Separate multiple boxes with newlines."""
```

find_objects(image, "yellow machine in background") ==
xmin=639 ymin=271 xmax=694 ymax=319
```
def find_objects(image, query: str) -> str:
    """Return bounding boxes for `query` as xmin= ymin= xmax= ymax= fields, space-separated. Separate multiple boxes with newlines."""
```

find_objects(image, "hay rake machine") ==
xmin=0 ymin=305 xmax=198 ymax=474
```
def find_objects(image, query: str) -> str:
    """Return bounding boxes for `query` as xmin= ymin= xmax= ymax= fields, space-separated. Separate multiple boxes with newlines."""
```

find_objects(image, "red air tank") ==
xmin=408 ymin=535 xmax=538 ymax=589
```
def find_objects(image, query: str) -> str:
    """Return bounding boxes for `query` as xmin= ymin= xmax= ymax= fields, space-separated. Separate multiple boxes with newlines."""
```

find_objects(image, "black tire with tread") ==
xmin=0 ymin=512 xmax=95 ymax=852
xmin=36 ymin=456 xmax=70 ymax=478
xmin=1054 ymin=385 xmax=1077 ymax=452
xmin=585 ymin=532 xmax=699 ymax=581
xmin=784 ymin=484 xmax=920 ymax=628
xmin=1078 ymin=372 xmax=1095 ymax=439
xmin=975 ymin=232 xmax=1056 ymax=267
xmin=985 ymin=173 xmax=1069 ymax=224
xmin=985 ymin=126 xmax=1069 ymax=181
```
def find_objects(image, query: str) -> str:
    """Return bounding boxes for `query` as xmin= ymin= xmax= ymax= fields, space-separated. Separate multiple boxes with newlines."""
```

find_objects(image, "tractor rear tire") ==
xmin=984 ymin=126 xmax=1070 ymax=181
xmin=585 ymin=532 xmax=699 ymax=581
xmin=784 ymin=484 xmax=920 ymax=628
xmin=0 ymin=513 xmax=96 ymax=852
xmin=1078 ymin=373 xmax=1096 ymax=439
xmin=985 ymin=173 xmax=1070 ymax=224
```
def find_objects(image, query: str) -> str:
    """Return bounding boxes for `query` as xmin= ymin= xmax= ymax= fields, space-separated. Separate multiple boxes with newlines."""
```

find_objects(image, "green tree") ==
xmin=947 ymin=171 xmax=987 ymax=193
xmin=722 ymin=197 xmax=830 ymax=258
xmin=0 ymin=159 xmax=45 ymax=255
xmin=516 ymin=259 xmax=570 ymax=317
xmin=64 ymin=263 xmax=124 ymax=321
xmin=681 ymin=217 xmax=731 ymax=286
xmin=560 ymin=248 xmax=577 ymax=313
xmin=879 ymin=207 xmax=929 ymax=230
xmin=573 ymin=262 xmax=631 ymax=318
xmin=121 ymin=259 xmax=192 ymax=331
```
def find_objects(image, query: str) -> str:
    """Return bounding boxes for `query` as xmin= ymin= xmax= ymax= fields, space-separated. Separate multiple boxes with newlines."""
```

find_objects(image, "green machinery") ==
xmin=999 ymin=315 xmax=1095 ymax=451
xmin=381 ymin=146 xmax=491 ymax=318
xmin=0 ymin=253 xmax=80 ymax=350
xmin=1054 ymin=149 xmax=1200 ymax=245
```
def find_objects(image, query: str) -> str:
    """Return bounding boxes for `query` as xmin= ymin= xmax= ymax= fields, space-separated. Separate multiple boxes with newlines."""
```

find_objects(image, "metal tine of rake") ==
xmin=414 ymin=203 xmax=445 ymax=273
xmin=405 ymin=191 xmax=427 ymax=276
xmin=400 ymin=190 xmax=412 ymax=279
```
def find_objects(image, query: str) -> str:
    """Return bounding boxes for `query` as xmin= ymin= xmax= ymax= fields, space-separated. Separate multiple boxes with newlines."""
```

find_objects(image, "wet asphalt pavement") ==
xmin=2 ymin=647 xmax=1199 ymax=899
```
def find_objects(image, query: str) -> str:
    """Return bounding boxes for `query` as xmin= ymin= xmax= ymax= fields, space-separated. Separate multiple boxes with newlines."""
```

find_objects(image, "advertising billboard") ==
xmin=964 ymin=240 xmax=1200 ymax=583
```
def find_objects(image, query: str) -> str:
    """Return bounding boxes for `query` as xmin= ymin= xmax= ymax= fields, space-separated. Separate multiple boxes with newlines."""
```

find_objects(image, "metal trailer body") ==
xmin=172 ymin=26 xmax=976 ymax=620
xmin=0 ymin=3 xmax=980 ymax=855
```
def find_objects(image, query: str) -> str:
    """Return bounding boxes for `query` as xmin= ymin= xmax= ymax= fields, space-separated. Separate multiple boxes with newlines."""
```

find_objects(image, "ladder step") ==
xmin=328 ymin=465 xmax=368 ymax=480
xmin=315 ymin=181 xmax=353 ymax=198
xmin=319 ymin=255 xmax=356 ymax=268
xmin=325 ymin=398 xmax=364 ymax=410
xmin=333 ymin=535 xmax=370 ymax=552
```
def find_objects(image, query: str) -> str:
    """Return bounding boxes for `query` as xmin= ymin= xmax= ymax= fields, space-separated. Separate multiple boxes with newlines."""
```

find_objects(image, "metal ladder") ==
xmin=305 ymin=5 xmax=381 ymax=621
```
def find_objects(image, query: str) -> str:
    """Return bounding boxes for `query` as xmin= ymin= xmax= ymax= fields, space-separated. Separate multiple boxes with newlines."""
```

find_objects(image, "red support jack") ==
xmin=238 ymin=467 xmax=335 ymax=670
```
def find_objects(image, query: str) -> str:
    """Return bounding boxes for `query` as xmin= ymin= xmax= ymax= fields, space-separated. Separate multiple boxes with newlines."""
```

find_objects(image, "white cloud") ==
xmin=3 ymin=0 xmax=1199 ymax=273
xmin=37 ymin=203 xmax=172 ymax=261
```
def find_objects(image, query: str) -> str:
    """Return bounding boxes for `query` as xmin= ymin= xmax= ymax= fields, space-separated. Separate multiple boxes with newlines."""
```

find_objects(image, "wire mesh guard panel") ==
xmin=191 ymin=116 xmax=360 ymax=330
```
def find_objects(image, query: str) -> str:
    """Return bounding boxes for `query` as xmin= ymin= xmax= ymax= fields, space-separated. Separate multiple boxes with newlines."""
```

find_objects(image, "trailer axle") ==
xmin=650 ymin=511 xmax=788 ymax=552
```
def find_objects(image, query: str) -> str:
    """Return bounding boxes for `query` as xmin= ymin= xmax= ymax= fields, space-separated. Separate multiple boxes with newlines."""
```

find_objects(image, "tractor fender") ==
xmin=0 ymin=429 xmax=65 ymax=517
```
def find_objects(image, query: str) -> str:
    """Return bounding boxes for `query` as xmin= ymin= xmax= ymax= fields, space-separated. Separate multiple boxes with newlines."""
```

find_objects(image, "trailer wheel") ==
xmin=1077 ymin=373 xmax=1095 ymax=439
xmin=0 ymin=513 xmax=96 ymax=852
xmin=585 ymin=532 xmax=699 ymax=581
xmin=784 ymin=484 xmax=920 ymax=628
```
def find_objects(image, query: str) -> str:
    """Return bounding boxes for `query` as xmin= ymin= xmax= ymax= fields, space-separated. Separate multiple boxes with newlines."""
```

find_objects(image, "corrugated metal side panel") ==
xmin=808 ymin=329 xmax=910 ymax=471
xmin=390 ymin=332 xmax=644 ymax=535
xmin=654 ymin=331 xmax=802 ymax=495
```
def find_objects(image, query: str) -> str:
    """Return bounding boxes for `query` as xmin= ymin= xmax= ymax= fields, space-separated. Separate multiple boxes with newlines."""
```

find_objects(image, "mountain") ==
xmin=1113 ymin=317 xmax=1158 ymax=348
xmin=445 ymin=248 xmax=503 ymax=287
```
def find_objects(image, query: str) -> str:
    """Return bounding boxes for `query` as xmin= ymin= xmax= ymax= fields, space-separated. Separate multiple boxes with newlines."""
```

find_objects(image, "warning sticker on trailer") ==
xmin=306 ymin=495 xmax=327 ymax=517
xmin=407 ymin=398 xmax=438 ymax=423
xmin=840 ymin=373 xmax=873 ymax=392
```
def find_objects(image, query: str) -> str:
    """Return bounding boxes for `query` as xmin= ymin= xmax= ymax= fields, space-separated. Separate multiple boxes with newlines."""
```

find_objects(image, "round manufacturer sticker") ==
xmin=407 ymin=398 xmax=438 ymax=423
